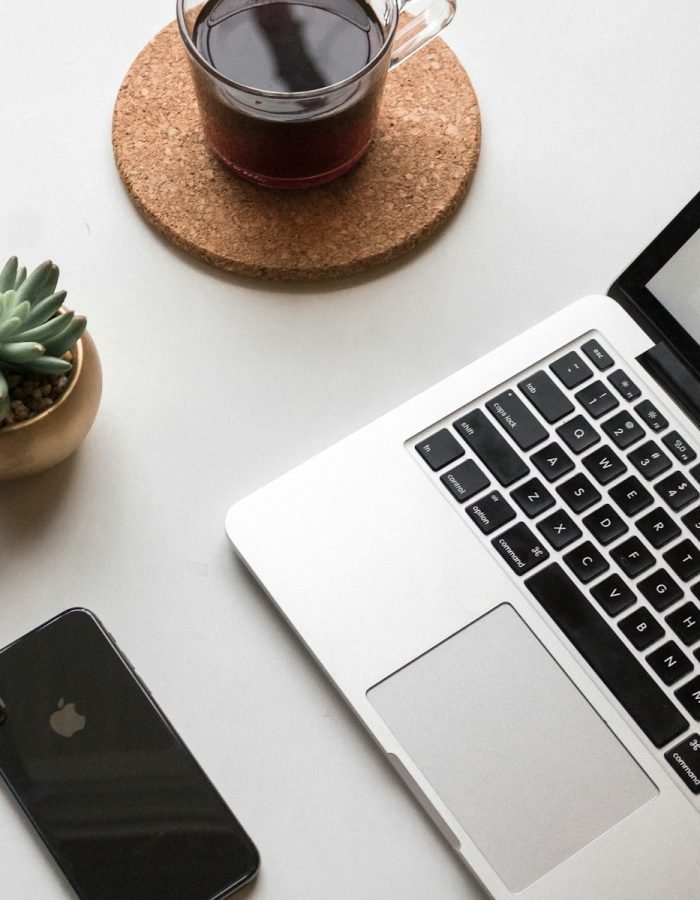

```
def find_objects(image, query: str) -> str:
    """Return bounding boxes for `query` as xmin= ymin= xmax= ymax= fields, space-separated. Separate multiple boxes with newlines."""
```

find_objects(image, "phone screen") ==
xmin=0 ymin=609 xmax=259 ymax=900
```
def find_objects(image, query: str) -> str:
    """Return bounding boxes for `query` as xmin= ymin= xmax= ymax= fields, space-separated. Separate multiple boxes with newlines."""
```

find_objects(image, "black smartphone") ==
xmin=0 ymin=608 xmax=260 ymax=899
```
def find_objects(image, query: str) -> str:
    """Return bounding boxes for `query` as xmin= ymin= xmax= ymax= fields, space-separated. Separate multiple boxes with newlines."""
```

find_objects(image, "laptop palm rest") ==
xmin=367 ymin=604 xmax=657 ymax=892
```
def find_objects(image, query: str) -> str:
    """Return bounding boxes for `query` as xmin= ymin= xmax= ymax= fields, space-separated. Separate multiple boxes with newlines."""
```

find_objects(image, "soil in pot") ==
xmin=1 ymin=351 xmax=74 ymax=428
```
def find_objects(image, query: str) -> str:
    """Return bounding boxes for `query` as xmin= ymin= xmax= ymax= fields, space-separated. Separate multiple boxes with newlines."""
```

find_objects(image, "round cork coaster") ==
xmin=112 ymin=19 xmax=480 ymax=281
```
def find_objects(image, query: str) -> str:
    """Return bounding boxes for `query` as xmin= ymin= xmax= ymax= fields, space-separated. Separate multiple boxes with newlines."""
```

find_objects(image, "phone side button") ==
xmin=386 ymin=752 xmax=461 ymax=850
xmin=120 ymin=651 xmax=153 ymax=695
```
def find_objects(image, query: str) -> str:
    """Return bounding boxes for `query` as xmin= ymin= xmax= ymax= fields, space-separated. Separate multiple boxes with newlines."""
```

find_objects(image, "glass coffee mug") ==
xmin=177 ymin=0 xmax=455 ymax=188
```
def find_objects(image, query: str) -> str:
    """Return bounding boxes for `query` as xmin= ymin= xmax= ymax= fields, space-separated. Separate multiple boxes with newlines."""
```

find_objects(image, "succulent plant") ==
xmin=0 ymin=256 xmax=86 ymax=423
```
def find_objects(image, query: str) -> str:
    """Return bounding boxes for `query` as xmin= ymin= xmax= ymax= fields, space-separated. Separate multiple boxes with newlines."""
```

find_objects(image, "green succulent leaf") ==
xmin=23 ymin=355 xmax=72 ymax=374
xmin=0 ymin=316 xmax=23 ymax=341
xmin=12 ymin=310 xmax=74 ymax=345
xmin=32 ymin=263 xmax=60 ymax=305
xmin=21 ymin=290 xmax=67 ymax=329
xmin=0 ymin=257 xmax=18 ymax=293
xmin=0 ymin=256 xmax=86 ymax=384
xmin=43 ymin=316 xmax=86 ymax=358
xmin=0 ymin=341 xmax=44 ymax=365
xmin=11 ymin=300 xmax=30 ymax=324
xmin=1 ymin=290 xmax=18 ymax=318
xmin=15 ymin=260 xmax=55 ymax=306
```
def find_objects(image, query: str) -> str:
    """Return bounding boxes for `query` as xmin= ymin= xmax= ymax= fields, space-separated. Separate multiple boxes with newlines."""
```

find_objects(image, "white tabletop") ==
xmin=1 ymin=0 xmax=699 ymax=897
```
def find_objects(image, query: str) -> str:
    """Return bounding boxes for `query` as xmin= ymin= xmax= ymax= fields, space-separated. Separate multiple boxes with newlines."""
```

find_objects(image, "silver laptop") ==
xmin=226 ymin=192 xmax=700 ymax=899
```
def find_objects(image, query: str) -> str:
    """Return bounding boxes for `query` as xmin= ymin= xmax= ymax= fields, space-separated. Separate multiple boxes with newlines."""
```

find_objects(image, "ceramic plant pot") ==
xmin=0 ymin=329 xmax=102 ymax=480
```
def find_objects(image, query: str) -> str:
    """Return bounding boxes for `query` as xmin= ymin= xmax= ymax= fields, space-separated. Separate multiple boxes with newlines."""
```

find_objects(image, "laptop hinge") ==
xmin=637 ymin=341 xmax=700 ymax=429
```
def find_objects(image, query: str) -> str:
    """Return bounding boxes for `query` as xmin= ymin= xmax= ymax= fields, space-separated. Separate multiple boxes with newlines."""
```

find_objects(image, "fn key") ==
xmin=415 ymin=429 xmax=464 ymax=471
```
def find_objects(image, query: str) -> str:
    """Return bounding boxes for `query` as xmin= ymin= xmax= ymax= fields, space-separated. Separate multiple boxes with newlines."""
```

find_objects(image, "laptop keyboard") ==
xmin=413 ymin=333 xmax=700 ymax=794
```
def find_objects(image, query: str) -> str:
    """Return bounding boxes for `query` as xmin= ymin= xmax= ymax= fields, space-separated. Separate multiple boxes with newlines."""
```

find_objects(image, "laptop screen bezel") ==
xmin=608 ymin=190 xmax=700 ymax=379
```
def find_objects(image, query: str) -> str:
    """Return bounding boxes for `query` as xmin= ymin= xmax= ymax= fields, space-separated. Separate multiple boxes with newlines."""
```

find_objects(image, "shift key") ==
xmin=453 ymin=409 xmax=529 ymax=486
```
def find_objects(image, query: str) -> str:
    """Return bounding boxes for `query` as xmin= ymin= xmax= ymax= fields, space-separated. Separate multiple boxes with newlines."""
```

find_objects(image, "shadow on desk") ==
xmin=0 ymin=453 xmax=79 ymax=550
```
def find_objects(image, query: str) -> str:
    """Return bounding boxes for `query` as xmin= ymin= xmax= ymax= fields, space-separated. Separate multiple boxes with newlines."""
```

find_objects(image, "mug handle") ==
xmin=389 ymin=0 xmax=456 ymax=69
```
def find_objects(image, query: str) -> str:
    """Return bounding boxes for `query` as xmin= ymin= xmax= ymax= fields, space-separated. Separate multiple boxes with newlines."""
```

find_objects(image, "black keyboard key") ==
xmin=681 ymin=506 xmax=700 ymax=540
xmin=663 ymin=431 xmax=697 ymax=465
xmin=667 ymin=602 xmax=700 ymax=646
xmin=556 ymin=415 xmax=600 ymax=453
xmin=453 ymin=410 xmax=529 ymax=486
xmin=531 ymin=442 xmax=574 ymax=482
xmin=675 ymin=677 xmax=700 ymax=719
xmin=582 ymin=445 xmax=627 ymax=485
xmin=601 ymin=410 xmax=645 ymax=449
xmin=537 ymin=509 xmax=582 ymax=550
xmin=575 ymin=380 xmax=619 ymax=419
xmin=611 ymin=537 xmax=655 ymax=578
xmin=664 ymin=539 xmax=700 ymax=582
xmin=510 ymin=478 xmax=554 ymax=518
xmin=590 ymin=574 xmax=636 ymax=616
xmin=582 ymin=503 xmax=628 ymax=545
xmin=563 ymin=540 xmax=609 ymax=583
xmin=647 ymin=640 xmax=693 ymax=686
xmin=638 ymin=569 xmax=683 ymax=612
xmin=416 ymin=428 xmax=464 ymax=471
xmin=557 ymin=473 xmax=601 ymax=513
xmin=665 ymin=735 xmax=700 ymax=793
xmin=637 ymin=507 xmax=682 ymax=549
xmin=526 ymin=563 xmax=688 ymax=747
xmin=655 ymin=472 xmax=700 ymax=512
xmin=581 ymin=338 xmax=614 ymax=370
xmin=492 ymin=523 xmax=549 ymax=575
xmin=635 ymin=399 xmax=668 ymax=434
xmin=550 ymin=351 xmax=593 ymax=389
xmin=629 ymin=441 xmax=672 ymax=480
xmin=608 ymin=369 xmax=641 ymax=401
xmin=486 ymin=389 xmax=548 ymax=451
xmin=440 ymin=459 xmax=490 ymax=502
xmin=691 ymin=463 xmax=700 ymax=484
xmin=619 ymin=607 xmax=665 ymax=650
xmin=609 ymin=476 xmax=653 ymax=516
xmin=517 ymin=370 xmax=574 ymax=423
xmin=465 ymin=491 xmax=516 ymax=534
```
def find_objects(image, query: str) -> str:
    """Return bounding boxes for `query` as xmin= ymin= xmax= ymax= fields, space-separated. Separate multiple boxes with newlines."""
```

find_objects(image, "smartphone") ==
xmin=0 ymin=608 xmax=260 ymax=899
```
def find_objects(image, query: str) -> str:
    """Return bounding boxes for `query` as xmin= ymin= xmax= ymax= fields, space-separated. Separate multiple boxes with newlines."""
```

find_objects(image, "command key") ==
xmin=665 ymin=733 xmax=700 ymax=794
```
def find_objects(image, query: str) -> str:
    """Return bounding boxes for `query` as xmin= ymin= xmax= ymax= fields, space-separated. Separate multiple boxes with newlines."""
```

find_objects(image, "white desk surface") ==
xmin=1 ymin=1 xmax=699 ymax=897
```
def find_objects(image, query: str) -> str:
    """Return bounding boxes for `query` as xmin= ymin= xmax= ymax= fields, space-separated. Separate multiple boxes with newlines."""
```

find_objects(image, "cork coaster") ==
xmin=113 ymin=19 xmax=480 ymax=281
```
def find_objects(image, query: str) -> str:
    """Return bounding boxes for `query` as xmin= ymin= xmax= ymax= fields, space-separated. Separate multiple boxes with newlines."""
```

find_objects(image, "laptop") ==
xmin=226 ymin=192 xmax=700 ymax=899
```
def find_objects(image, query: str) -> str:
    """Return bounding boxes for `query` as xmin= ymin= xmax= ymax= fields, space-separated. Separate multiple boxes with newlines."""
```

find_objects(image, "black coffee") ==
xmin=190 ymin=0 xmax=388 ymax=187
xmin=194 ymin=0 xmax=385 ymax=92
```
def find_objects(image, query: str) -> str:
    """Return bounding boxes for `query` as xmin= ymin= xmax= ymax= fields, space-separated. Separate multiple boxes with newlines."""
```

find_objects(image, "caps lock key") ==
xmin=486 ymin=390 xmax=548 ymax=451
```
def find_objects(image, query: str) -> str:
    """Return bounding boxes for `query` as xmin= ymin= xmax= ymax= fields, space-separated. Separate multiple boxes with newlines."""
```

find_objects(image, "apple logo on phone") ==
xmin=49 ymin=698 xmax=86 ymax=738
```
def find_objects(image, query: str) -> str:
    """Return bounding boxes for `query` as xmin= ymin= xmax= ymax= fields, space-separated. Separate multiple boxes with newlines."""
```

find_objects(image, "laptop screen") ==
xmin=609 ymin=191 xmax=700 ymax=377
xmin=648 ymin=228 xmax=700 ymax=344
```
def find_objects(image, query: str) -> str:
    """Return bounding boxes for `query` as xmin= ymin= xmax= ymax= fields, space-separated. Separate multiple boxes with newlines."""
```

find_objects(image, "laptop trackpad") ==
xmin=367 ymin=604 xmax=657 ymax=892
